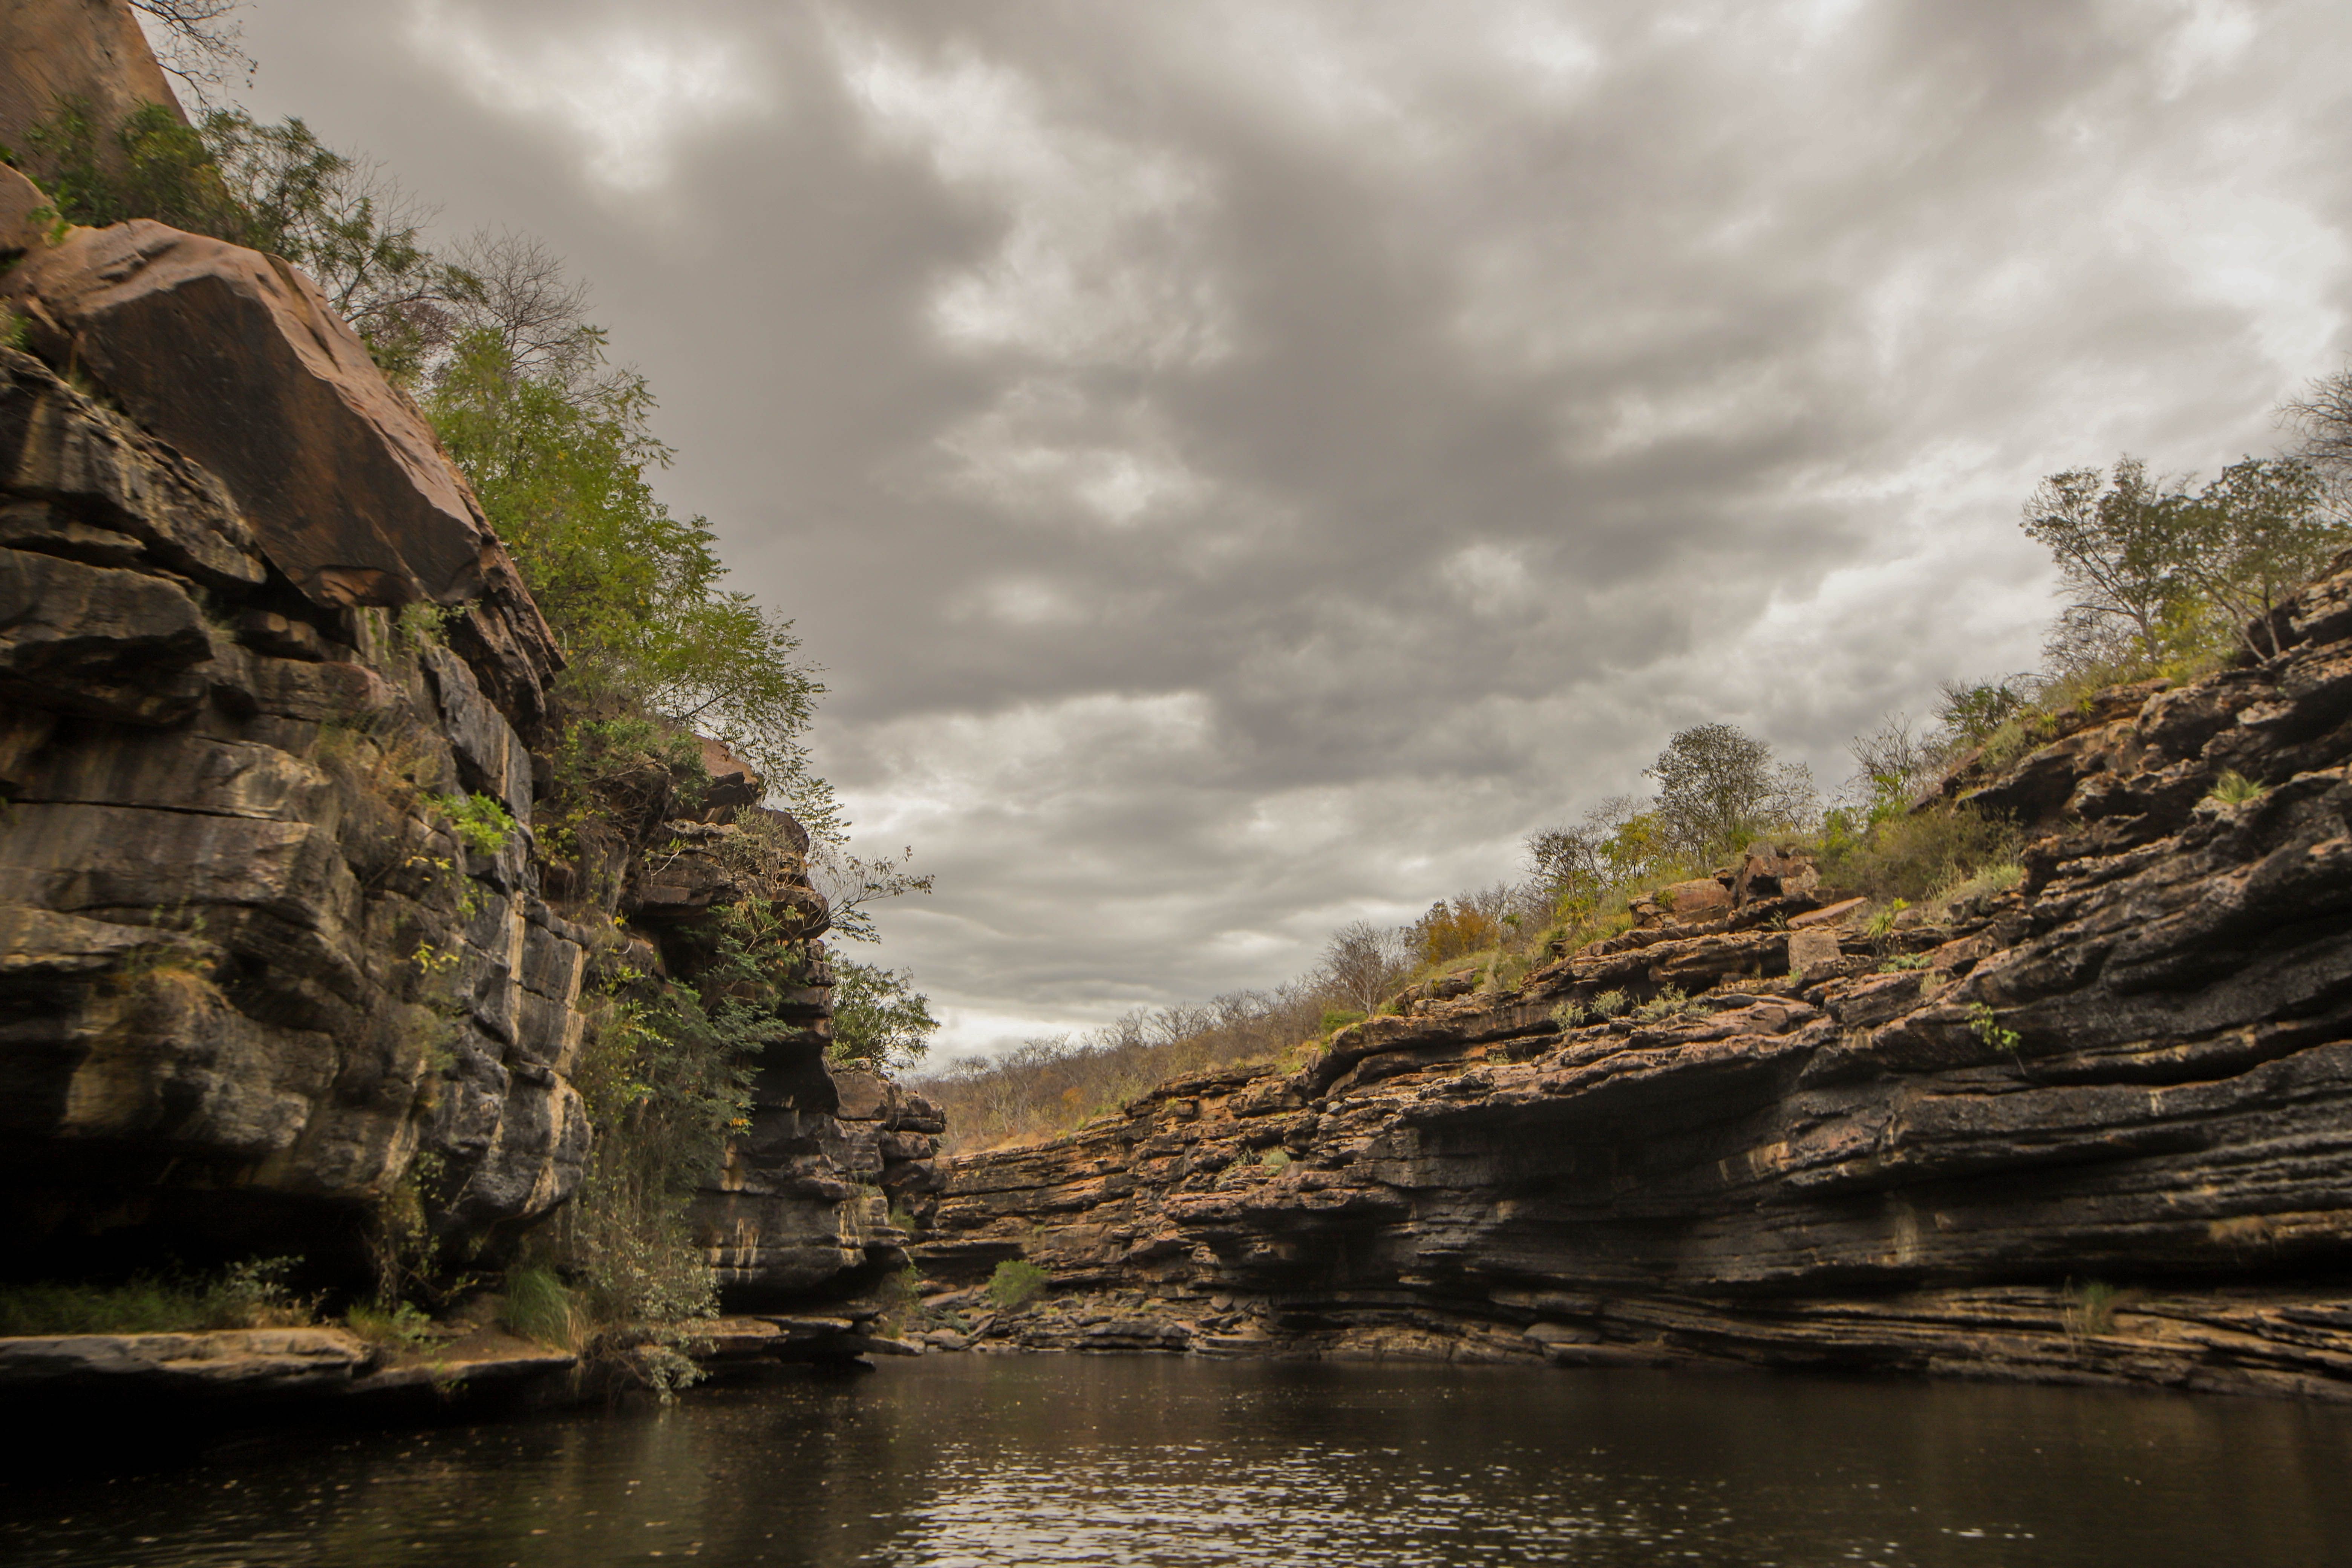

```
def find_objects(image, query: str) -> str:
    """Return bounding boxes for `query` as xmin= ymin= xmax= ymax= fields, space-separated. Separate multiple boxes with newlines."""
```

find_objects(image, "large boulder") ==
xmin=4 ymin=220 xmax=562 ymax=731
xmin=12 ymin=221 xmax=481 ymax=606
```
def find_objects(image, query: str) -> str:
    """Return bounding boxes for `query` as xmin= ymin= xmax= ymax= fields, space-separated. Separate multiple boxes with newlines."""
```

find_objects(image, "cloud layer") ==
xmin=233 ymin=0 xmax=2352 ymax=1053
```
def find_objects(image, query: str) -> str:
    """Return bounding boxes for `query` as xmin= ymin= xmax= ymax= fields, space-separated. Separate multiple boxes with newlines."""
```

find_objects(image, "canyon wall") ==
xmin=922 ymin=560 xmax=2352 ymax=1397
xmin=0 ymin=126 xmax=934 ymax=1300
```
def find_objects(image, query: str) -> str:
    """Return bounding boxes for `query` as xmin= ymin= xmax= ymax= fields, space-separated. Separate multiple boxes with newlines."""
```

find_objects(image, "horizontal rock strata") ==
xmin=924 ymin=557 xmax=2352 ymax=1398
xmin=0 ymin=339 xmax=590 ymax=1274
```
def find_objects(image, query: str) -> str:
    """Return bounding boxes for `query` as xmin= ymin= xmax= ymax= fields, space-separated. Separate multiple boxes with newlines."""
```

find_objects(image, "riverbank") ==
xmin=0 ymin=1308 xmax=928 ymax=1429
xmin=911 ymin=555 xmax=2352 ymax=1405
xmin=906 ymin=1281 xmax=2352 ymax=1401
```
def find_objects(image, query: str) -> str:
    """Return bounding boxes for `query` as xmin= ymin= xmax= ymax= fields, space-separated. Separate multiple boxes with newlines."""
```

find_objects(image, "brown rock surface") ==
xmin=0 ymin=0 xmax=182 ymax=193
xmin=925 ymin=564 xmax=2352 ymax=1397
xmin=5 ymin=222 xmax=561 ymax=733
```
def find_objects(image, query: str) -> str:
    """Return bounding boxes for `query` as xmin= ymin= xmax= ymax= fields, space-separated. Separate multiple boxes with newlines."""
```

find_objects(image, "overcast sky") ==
xmin=216 ymin=0 xmax=2352 ymax=1057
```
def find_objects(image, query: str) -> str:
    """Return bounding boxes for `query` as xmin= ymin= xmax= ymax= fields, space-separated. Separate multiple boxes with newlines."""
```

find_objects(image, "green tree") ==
xmin=2019 ymin=458 xmax=2193 ymax=667
xmin=1645 ymin=723 xmax=1817 ymax=860
xmin=828 ymin=959 xmax=940 ymax=1074
xmin=1936 ymin=678 xmax=2032 ymax=746
xmin=2176 ymin=456 xmax=2346 ymax=658
xmin=424 ymin=329 xmax=833 ymax=827
xmin=1527 ymin=793 xmax=1669 ymax=919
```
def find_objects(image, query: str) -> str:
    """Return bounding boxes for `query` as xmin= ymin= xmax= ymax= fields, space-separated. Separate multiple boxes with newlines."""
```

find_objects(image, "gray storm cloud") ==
xmin=227 ymin=0 xmax=2352 ymax=1052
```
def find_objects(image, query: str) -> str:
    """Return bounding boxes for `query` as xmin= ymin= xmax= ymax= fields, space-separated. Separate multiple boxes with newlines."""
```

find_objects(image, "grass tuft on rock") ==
xmin=0 ymin=1258 xmax=310 ymax=1336
xmin=498 ymin=1266 xmax=578 ymax=1350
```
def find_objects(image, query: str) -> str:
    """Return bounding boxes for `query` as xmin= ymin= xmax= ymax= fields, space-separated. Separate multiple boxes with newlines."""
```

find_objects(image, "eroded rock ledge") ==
xmin=921 ymin=557 xmax=2352 ymax=1399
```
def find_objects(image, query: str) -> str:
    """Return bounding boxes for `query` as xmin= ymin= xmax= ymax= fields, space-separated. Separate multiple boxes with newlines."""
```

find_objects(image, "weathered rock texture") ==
xmin=0 ymin=162 xmax=933 ymax=1298
xmin=0 ymin=338 xmax=587 ymax=1277
xmin=0 ymin=0 xmax=183 ymax=193
xmin=8 ymin=221 xmax=565 ymax=738
xmin=926 ymin=561 xmax=2352 ymax=1398
xmin=702 ymin=1062 xmax=945 ymax=1307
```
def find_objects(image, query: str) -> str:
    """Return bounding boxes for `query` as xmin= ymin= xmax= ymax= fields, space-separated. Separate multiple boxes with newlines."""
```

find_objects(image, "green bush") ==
xmin=1318 ymin=1007 xmax=1367 ymax=1035
xmin=552 ymin=918 xmax=783 ymax=1333
xmin=344 ymin=1299 xmax=434 ymax=1347
xmin=1968 ymin=1002 xmax=2022 ymax=1054
xmin=986 ymin=1259 xmax=1049 ymax=1311
xmin=1818 ymin=806 xmax=2018 ymax=904
xmin=2206 ymin=770 xmax=2266 ymax=807
xmin=829 ymin=959 xmax=941 ymax=1074
xmin=1940 ymin=861 xmax=2024 ymax=910
xmin=1634 ymin=984 xmax=1706 ymax=1024
xmin=422 ymin=790 xmax=516 ymax=856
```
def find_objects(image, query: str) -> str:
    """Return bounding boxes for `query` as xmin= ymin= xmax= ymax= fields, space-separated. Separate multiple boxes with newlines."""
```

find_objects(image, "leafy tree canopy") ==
xmin=1644 ymin=723 xmax=1819 ymax=861
xmin=828 ymin=959 xmax=941 ymax=1074
xmin=423 ymin=329 xmax=833 ymax=828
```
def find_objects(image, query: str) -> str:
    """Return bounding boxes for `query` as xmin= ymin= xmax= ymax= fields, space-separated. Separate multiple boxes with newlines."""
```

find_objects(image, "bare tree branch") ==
xmin=129 ymin=0 xmax=255 ymax=109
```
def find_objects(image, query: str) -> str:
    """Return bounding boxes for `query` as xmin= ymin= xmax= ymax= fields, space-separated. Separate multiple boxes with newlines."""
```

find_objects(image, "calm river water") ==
xmin=5 ymin=1356 xmax=2350 ymax=1567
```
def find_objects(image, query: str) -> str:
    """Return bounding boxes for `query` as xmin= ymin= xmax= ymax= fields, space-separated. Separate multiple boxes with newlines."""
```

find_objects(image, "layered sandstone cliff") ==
xmin=922 ymin=559 xmax=2352 ymax=1398
xmin=0 ymin=154 xmax=935 ymax=1305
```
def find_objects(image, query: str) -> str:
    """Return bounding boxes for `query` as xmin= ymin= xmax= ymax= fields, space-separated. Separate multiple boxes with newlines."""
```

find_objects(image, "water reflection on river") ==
xmin=5 ymin=1356 xmax=2350 ymax=1566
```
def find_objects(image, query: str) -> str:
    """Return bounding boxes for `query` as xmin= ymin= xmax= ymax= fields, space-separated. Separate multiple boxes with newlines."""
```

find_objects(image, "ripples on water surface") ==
xmin=5 ymin=1357 xmax=2350 ymax=1566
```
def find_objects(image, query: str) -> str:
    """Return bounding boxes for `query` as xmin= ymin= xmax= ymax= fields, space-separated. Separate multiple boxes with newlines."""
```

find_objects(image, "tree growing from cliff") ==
xmin=2173 ymin=456 xmax=2343 ymax=659
xmin=2022 ymin=452 xmax=2350 ymax=669
xmin=1841 ymin=714 xmax=1954 ymax=818
xmin=1527 ymin=793 xmax=1672 ymax=919
xmin=2019 ymin=459 xmax=2190 ymax=668
xmin=828 ymin=960 xmax=940 ymax=1073
xmin=426 ymin=328 xmax=836 ymax=832
xmin=2286 ymin=365 xmax=2352 ymax=492
xmin=1645 ymin=723 xmax=1818 ymax=860
xmin=1320 ymin=920 xmax=1411 ymax=1014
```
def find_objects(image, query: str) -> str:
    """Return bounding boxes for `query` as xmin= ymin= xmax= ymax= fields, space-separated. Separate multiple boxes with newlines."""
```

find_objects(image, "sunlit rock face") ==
xmin=0 ymin=0 xmax=184 ymax=194
xmin=928 ymin=561 xmax=2352 ymax=1396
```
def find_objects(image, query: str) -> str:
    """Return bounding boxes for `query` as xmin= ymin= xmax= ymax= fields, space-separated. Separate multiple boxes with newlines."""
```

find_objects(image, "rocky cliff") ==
xmin=922 ymin=559 xmax=2352 ymax=1398
xmin=0 ymin=143 xmax=936 ymax=1306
